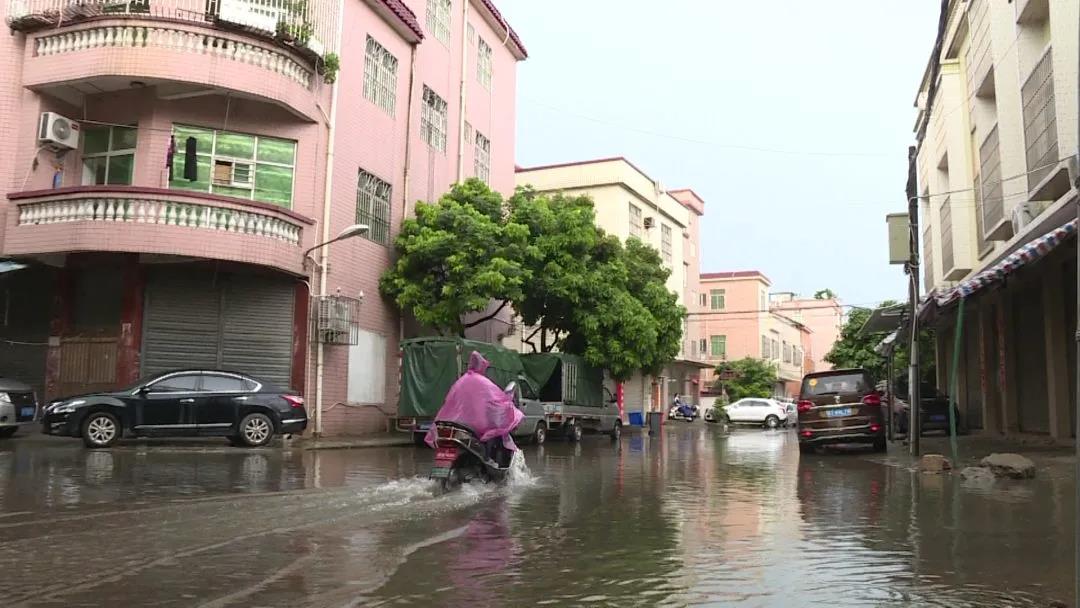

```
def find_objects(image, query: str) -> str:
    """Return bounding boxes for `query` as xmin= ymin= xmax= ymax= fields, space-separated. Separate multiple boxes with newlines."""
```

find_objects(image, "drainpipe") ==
xmin=455 ymin=0 xmax=469 ymax=183
xmin=398 ymin=44 xmax=418 ymax=351
xmin=906 ymin=145 xmax=921 ymax=458
xmin=313 ymin=0 xmax=347 ymax=438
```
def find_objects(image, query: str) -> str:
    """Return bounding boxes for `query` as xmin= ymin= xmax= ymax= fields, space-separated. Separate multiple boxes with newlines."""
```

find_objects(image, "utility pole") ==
xmin=906 ymin=145 xmax=922 ymax=458
xmin=1073 ymin=5 xmax=1079 ymax=602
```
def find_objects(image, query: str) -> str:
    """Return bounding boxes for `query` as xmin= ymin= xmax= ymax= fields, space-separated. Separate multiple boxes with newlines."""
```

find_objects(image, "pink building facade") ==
xmin=694 ymin=271 xmax=811 ymax=399
xmin=770 ymin=294 xmax=843 ymax=374
xmin=0 ymin=0 xmax=524 ymax=435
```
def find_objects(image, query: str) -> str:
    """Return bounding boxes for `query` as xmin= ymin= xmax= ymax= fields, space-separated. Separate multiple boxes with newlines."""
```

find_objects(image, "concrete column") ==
xmin=978 ymin=301 xmax=1001 ymax=433
xmin=1000 ymin=292 xmax=1021 ymax=434
xmin=1043 ymin=265 xmax=1071 ymax=439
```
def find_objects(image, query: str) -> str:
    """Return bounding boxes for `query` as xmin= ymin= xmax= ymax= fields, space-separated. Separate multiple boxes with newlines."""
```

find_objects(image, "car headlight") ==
xmin=51 ymin=399 xmax=85 ymax=414
xmin=0 ymin=392 xmax=10 ymax=404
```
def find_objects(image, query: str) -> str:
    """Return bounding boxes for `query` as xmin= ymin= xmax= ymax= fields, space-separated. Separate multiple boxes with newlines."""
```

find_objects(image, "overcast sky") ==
xmin=499 ymin=0 xmax=942 ymax=309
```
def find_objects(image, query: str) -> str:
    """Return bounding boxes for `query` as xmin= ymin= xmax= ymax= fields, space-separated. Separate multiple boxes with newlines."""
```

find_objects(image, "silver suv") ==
xmin=0 ymin=378 xmax=39 ymax=438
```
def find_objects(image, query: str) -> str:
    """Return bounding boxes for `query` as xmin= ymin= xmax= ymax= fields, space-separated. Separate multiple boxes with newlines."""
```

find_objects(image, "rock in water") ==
xmin=980 ymin=453 xmax=1036 ymax=479
xmin=920 ymin=454 xmax=952 ymax=473
xmin=959 ymin=466 xmax=995 ymax=485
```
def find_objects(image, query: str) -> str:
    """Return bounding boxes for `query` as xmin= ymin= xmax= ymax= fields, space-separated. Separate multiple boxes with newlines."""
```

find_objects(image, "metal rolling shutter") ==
xmin=0 ymin=268 xmax=53 ymax=397
xmin=622 ymin=373 xmax=645 ymax=413
xmin=221 ymin=276 xmax=294 ymax=388
xmin=141 ymin=272 xmax=221 ymax=377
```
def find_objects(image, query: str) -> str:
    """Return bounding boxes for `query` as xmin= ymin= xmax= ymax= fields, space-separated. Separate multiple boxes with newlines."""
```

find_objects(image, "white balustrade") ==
xmin=17 ymin=197 xmax=302 ymax=246
xmin=33 ymin=23 xmax=312 ymax=88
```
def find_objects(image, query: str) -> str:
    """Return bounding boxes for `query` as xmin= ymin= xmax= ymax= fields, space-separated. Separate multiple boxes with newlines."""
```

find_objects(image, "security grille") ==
xmin=312 ymin=295 xmax=361 ymax=345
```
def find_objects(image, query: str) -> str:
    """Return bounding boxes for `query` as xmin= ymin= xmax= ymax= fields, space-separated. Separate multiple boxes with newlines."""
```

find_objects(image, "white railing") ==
xmin=34 ymin=23 xmax=312 ymax=88
xmin=17 ymin=196 xmax=302 ymax=245
xmin=7 ymin=0 xmax=338 ymax=56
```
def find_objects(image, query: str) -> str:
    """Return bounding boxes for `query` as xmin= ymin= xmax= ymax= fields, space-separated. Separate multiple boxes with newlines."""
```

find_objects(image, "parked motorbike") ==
xmin=667 ymin=403 xmax=698 ymax=422
xmin=430 ymin=421 xmax=514 ymax=491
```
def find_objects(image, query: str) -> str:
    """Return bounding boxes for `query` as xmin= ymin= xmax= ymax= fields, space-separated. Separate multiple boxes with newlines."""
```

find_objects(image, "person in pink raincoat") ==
xmin=425 ymin=351 xmax=525 ymax=459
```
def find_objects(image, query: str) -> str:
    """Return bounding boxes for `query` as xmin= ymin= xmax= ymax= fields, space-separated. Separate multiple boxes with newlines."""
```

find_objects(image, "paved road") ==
xmin=0 ymin=426 xmax=1072 ymax=607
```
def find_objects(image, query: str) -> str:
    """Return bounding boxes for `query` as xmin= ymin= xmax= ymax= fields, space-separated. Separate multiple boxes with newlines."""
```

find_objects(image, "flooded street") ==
xmin=0 ymin=427 xmax=1073 ymax=607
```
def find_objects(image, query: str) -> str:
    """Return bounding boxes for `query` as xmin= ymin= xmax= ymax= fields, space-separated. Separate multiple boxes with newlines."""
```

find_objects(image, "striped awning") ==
xmin=919 ymin=218 xmax=1077 ymax=317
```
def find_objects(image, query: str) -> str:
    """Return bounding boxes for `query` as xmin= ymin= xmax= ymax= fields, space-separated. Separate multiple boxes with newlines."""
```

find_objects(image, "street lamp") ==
xmin=303 ymin=223 xmax=370 ymax=261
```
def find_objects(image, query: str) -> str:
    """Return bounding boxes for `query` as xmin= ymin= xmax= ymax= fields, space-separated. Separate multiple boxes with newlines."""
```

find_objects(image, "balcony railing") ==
xmin=17 ymin=194 xmax=302 ymax=245
xmin=6 ymin=0 xmax=339 ymax=57
xmin=1022 ymin=47 xmax=1058 ymax=193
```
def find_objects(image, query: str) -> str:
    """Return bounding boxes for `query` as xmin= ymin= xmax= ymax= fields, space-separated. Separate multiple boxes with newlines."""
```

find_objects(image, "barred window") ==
xmin=421 ymin=86 xmax=448 ymax=153
xmin=363 ymin=36 xmax=398 ymax=116
xmin=629 ymin=203 xmax=643 ymax=238
xmin=477 ymin=38 xmax=493 ymax=89
xmin=474 ymin=131 xmax=491 ymax=183
xmin=426 ymin=0 xmax=452 ymax=45
xmin=661 ymin=224 xmax=673 ymax=266
xmin=356 ymin=169 xmax=391 ymax=245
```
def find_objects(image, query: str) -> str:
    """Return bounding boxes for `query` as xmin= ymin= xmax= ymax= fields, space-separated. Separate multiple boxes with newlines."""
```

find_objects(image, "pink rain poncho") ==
xmin=425 ymin=351 xmax=524 ymax=451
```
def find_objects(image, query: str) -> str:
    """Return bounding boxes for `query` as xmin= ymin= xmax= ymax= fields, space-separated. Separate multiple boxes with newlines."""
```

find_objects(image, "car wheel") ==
xmin=238 ymin=413 xmax=274 ymax=447
xmin=610 ymin=420 xmax=622 ymax=441
xmin=799 ymin=442 xmax=816 ymax=455
xmin=567 ymin=421 xmax=583 ymax=443
xmin=873 ymin=437 xmax=887 ymax=453
xmin=0 ymin=427 xmax=17 ymax=439
xmin=533 ymin=422 xmax=547 ymax=446
xmin=764 ymin=415 xmax=780 ymax=429
xmin=82 ymin=412 xmax=120 ymax=448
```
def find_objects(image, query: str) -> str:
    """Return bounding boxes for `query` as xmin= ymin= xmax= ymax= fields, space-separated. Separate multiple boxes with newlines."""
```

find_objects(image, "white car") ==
xmin=722 ymin=398 xmax=789 ymax=429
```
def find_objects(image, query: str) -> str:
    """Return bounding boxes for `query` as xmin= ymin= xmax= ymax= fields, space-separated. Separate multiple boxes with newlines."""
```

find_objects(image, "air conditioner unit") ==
xmin=643 ymin=216 xmax=655 ymax=229
xmin=1010 ymin=201 xmax=1039 ymax=234
xmin=38 ymin=112 xmax=79 ymax=151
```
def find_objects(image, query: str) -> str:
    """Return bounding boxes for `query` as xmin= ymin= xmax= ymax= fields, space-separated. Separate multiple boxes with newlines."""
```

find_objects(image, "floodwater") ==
xmin=0 ymin=426 xmax=1073 ymax=607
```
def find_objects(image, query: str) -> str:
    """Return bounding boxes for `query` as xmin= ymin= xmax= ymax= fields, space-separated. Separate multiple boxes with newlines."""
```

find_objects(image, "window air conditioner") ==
xmin=643 ymin=217 xmax=654 ymax=229
xmin=1010 ymin=201 xmax=1039 ymax=234
xmin=38 ymin=112 xmax=79 ymax=151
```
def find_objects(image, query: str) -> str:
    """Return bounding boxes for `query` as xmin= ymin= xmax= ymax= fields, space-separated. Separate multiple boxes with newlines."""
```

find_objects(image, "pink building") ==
xmin=0 ymin=0 xmax=524 ymax=435
xmin=770 ymin=293 xmax=844 ymax=374
xmin=693 ymin=271 xmax=811 ymax=399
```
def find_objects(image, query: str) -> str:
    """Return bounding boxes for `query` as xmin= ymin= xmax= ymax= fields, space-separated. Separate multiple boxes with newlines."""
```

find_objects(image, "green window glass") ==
xmin=169 ymin=124 xmax=296 ymax=208
xmin=711 ymin=335 xmax=726 ymax=358
xmin=81 ymin=125 xmax=137 ymax=186
xmin=710 ymin=289 xmax=726 ymax=310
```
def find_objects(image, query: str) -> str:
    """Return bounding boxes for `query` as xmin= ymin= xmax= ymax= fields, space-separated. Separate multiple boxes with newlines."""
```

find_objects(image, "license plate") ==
xmin=19 ymin=407 xmax=35 ymax=418
xmin=430 ymin=466 xmax=451 ymax=479
xmin=825 ymin=408 xmax=853 ymax=418
xmin=930 ymin=415 xmax=946 ymax=422
xmin=417 ymin=422 xmax=431 ymax=431
xmin=435 ymin=446 xmax=458 ymax=461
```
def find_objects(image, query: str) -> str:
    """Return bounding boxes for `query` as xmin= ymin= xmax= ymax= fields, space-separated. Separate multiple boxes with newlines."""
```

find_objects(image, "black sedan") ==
xmin=42 ymin=370 xmax=307 ymax=448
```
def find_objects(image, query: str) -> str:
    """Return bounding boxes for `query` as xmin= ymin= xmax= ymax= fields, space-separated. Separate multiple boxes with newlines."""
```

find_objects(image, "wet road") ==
xmin=0 ymin=426 xmax=1073 ymax=607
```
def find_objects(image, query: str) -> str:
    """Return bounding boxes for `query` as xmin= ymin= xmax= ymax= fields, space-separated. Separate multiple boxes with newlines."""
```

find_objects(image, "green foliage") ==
xmin=380 ymin=180 xmax=536 ymax=336
xmin=814 ymin=288 xmax=837 ymax=300
xmin=714 ymin=357 xmax=778 ymax=401
xmin=824 ymin=301 xmax=936 ymax=385
xmin=507 ymin=189 xmax=686 ymax=380
xmin=321 ymin=53 xmax=340 ymax=83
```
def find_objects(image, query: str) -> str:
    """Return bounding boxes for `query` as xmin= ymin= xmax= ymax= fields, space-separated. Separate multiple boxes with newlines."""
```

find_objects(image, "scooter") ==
xmin=667 ymin=402 xmax=698 ymax=422
xmin=430 ymin=421 xmax=513 ymax=491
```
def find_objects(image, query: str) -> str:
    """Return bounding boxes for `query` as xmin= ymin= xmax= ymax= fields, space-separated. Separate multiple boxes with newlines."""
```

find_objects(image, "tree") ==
xmin=814 ymin=288 xmax=837 ymax=300
xmin=715 ymin=357 xmax=778 ymax=401
xmin=824 ymin=300 xmax=936 ymax=386
xmin=379 ymin=180 xmax=538 ymax=336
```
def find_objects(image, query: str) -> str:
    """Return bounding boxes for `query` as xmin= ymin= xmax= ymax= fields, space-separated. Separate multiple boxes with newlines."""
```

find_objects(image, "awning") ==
xmin=874 ymin=329 xmax=899 ymax=356
xmin=919 ymin=218 xmax=1077 ymax=319
xmin=858 ymin=303 xmax=908 ymax=338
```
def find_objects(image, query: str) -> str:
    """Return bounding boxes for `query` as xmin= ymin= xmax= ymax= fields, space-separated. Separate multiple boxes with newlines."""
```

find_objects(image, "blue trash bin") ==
xmin=628 ymin=411 xmax=644 ymax=427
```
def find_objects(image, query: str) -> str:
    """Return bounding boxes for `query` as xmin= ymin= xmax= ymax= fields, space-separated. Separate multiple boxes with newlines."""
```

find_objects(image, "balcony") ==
xmin=978 ymin=125 xmax=1011 ymax=240
xmin=5 ymin=186 xmax=313 ymax=275
xmin=1022 ymin=48 xmax=1059 ymax=194
xmin=7 ymin=0 xmax=337 ymax=120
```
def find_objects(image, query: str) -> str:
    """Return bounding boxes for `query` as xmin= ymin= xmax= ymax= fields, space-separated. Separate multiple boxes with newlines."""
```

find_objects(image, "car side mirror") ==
xmin=503 ymin=381 xmax=516 ymax=396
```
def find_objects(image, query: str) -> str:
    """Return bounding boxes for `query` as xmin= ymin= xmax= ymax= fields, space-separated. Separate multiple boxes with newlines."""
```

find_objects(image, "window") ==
xmin=474 ymin=131 xmax=490 ymax=183
xmin=761 ymin=335 xmax=769 ymax=358
xmin=82 ymin=125 xmax=136 ymax=186
xmin=629 ymin=203 xmax=643 ymax=238
xmin=698 ymin=293 xmax=707 ymax=307
xmin=793 ymin=347 xmax=801 ymax=368
xmin=771 ymin=338 xmax=780 ymax=360
xmin=170 ymin=125 xmax=296 ymax=207
xmin=357 ymin=169 xmax=392 ymax=245
xmin=698 ymin=338 xmax=707 ymax=355
xmin=363 ymin=36 xmax=399 ymax=116
xmin=150 ymin=374 xmax=200 ymax=392
xmin=421 ymin=86 xmax=448 ymax=153
xmin=661 ymin=224 xmax=673 ymax=265
xmin=426 ymin=0 xmax=451 ymax=45
xmin=783 ymin=341 xmax=791 ymax=364
xmin=710 ymin=335 xmax=727 ymax=358
xmin=201 ymin=374 xmax=246 ymax=392
xmin=710 ymin=289 xmax=726 ymax=310
xmin=477 ymin=38 xmax=493 ymax=89
xmin=464 ymin=122 xmax=473 ymax=144
xmin=760 ymin=290 xmax=767 ymax=312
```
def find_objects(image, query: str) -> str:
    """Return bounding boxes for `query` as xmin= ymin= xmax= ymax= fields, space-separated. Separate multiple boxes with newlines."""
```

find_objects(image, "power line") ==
xmin=521 ymin=97 xmax=894 ymax=158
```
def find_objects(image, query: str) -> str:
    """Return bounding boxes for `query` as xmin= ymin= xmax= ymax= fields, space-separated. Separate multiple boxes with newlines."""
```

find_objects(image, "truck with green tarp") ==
xmin=395 ymin=338 xmax=622 ymax=445
xmin=520 ymin=352 xmax=621 ymax=442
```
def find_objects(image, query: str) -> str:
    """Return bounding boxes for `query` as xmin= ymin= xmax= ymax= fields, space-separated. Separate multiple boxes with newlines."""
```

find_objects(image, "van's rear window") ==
xmin=801 ymin=373 xmax=870 ymax=396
